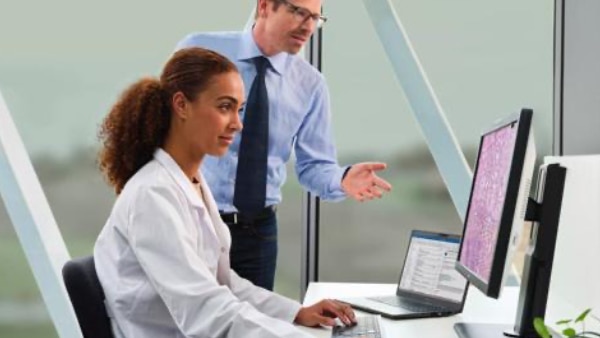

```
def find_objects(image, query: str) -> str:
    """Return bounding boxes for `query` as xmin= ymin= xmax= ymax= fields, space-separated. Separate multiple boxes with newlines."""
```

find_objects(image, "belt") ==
xmin=220 ymin=205 xmax=277 ymax=224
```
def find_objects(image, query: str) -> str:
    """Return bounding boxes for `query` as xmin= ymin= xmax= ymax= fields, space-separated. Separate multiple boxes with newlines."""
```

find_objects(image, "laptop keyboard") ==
xmin=331 ymin=315 xmax=383 ymax=338
xmin=368 ymin=296 xmax=446 ymax=313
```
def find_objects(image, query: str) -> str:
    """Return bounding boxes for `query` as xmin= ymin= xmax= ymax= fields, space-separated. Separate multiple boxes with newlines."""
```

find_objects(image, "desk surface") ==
xmin=299 ymin=282 xmax=520 ymax=338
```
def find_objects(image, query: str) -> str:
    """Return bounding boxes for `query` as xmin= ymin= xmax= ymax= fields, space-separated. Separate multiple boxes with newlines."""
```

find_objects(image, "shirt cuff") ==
xmin=272 ymin=294 xmax=303 ymax=323
xmin=323 ymin=166 xmax=349 ymax=202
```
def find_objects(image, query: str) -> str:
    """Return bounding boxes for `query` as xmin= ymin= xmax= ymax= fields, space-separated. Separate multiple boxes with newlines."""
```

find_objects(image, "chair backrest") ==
xmin=62 ymin=255 xmax=115 ymax=338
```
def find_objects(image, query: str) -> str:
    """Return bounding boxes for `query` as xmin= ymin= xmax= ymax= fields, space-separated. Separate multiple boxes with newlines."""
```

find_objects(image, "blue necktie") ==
xmin=234 ymin=56 xmax=269 ymax=217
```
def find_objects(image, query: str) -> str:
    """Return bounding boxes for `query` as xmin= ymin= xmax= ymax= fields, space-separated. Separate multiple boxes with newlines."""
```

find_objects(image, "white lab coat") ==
xmin=94 ymin=149 xmax=313 ymax=338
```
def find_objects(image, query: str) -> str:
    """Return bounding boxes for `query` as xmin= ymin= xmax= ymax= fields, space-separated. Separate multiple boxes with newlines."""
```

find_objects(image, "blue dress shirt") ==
xmin=176 ymin=29 xmax=347 ymax=212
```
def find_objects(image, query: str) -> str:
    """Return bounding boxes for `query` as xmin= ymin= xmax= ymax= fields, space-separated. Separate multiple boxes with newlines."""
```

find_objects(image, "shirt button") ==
xmin=221 ymin=247 xmax=226 ymax=253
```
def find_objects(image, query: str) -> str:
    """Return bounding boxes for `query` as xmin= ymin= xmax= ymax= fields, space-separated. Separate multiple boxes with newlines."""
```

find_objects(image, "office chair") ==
xmin=62 ymin=255 xmax=115 ymax=338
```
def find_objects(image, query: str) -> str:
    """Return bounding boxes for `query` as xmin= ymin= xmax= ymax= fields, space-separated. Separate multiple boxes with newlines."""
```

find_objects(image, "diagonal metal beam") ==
xmin=0 ymin=92 xmax=82 ymax=338
xmin=362 ymin=0 xmax=472 ymax=220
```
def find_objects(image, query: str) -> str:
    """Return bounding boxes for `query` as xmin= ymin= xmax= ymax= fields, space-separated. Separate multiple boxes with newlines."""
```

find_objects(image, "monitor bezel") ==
xmin=455 ymin=108 xmax=533 ymax=298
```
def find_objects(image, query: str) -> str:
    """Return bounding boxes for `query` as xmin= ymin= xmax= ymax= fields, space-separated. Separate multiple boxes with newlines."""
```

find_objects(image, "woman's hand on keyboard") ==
xmin=294 ymin=299 xmax=356 ymax=327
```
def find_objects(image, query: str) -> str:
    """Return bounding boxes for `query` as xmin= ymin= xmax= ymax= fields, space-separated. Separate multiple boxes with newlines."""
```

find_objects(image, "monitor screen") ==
xmin=456 ymin=109 xmax=535 ymax=298
xmin=459 ymin=123 xmax=517 ymax=283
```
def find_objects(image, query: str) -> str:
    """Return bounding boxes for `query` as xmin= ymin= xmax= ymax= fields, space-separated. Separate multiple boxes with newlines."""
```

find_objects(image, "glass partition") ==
xmin=319 ymin=0 xmax=553 ymax=283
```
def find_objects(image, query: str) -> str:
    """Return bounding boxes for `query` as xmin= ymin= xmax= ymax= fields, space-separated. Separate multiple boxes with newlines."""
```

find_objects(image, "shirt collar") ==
xmin=153 ymin=148 xmax=203 ymax=209
xmin=237 ymin=27 xmax=288 ymax=75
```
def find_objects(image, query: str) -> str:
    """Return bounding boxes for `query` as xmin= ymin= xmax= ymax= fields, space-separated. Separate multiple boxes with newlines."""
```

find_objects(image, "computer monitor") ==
xmin=455 ymin=109 xmax=536 ymax=299
xmin=454 ymin=108 xmax=567 ymax=338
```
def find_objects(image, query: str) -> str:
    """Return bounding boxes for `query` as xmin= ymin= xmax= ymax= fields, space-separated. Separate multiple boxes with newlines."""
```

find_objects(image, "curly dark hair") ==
xmin=98 ymin=47 xmax=238 ymax=194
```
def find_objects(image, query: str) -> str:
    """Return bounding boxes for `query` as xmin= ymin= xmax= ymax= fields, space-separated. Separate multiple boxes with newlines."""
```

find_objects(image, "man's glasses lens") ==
xmin=279 ymin=0 xmax=327 ymax=27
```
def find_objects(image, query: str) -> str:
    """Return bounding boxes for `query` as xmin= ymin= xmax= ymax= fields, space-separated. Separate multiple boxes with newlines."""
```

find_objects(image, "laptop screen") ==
xmin=397 ymin=231 xmax=468 ymax=303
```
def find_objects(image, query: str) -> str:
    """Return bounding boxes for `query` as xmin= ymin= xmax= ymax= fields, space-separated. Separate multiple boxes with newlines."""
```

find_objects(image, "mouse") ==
xmin=334 ymin=318 xmax=347 ymax=327
xmin=333 ymin=317 xmax=356 ymax=327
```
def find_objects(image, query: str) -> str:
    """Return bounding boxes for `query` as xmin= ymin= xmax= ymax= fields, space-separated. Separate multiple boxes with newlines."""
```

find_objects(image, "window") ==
xmin=319 ymin=0 xmax=552 ymax=283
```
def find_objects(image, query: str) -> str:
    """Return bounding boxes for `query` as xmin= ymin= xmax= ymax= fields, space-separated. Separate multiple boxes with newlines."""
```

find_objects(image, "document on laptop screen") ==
xmin=399 ymin=234 xmax=467 ymax=303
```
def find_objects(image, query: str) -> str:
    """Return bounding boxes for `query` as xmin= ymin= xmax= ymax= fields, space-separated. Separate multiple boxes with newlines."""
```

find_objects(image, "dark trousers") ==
xmin=222 ymin=210 xmax=278 ymax=291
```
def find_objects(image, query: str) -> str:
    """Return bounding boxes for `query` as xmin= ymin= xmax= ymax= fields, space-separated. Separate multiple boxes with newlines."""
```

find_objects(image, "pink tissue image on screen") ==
xmin=459 ymin=124 xmax=517 ymax=283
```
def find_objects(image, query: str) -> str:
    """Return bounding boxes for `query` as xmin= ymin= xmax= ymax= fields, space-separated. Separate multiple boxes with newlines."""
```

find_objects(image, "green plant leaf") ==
xmin=534 ymin=317 xmax=551 ymax=338
xmin=575 ymin=309 xmax=592 ymax=323
xmin=563 ymin=328 xmax=576 ymax=337
xmin=557 ymin=319 xmax=573 ymax=325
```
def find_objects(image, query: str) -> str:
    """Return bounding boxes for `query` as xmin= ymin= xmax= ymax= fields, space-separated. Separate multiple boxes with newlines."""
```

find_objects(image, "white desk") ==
xmin=299 ymin=282 xmax=520 ymax=338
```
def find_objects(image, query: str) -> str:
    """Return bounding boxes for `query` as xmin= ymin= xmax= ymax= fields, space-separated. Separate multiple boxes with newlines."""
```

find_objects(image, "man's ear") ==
xmin=172 ymin=92 xmax=189 ymax=120
xmin=257 ymin=0 xmax=269 ymax=18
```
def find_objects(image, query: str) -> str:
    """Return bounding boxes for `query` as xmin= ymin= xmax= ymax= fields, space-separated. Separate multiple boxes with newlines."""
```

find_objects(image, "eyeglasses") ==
xmin=275 ymin=0 xmax=328 ymax=28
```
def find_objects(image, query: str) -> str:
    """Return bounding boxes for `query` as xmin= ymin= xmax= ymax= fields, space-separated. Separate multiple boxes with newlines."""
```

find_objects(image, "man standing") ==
xmin=176 ymin=0 xmax=392 ymax=291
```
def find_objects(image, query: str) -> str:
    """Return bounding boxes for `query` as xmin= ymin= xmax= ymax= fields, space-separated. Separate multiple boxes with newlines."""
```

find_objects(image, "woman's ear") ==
xmin=171 ymin=92 xmax=189 ymax=121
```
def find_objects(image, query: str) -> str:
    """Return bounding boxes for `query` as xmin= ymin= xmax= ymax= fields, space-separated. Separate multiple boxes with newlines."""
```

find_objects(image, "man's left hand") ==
xmin=341 ymin=162 xmax=392 ymax=201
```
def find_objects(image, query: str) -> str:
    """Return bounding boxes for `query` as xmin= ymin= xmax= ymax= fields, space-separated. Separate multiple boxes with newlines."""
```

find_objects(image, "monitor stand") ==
xmin=455 ymin=323 xmax=532 ymax=338
xmin=455 ymin=164 xmax=566 ymax=338
xmin=454 ymin=323 xmax=559 ymax=338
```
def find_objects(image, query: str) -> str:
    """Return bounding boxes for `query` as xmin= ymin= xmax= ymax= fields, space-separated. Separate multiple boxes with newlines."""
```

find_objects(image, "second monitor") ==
xmin=456 ymin=108 xmax=536 ymax=299
xmin=454 ymin=108 xmax=567 ymax=338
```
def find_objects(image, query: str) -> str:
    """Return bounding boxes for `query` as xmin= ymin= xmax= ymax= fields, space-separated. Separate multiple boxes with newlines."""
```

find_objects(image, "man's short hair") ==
xmin=255 ymin=0 xmax=283 ymax=19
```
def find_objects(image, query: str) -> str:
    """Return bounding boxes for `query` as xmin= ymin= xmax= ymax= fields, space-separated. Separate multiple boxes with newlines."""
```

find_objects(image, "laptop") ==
xmin=338 ymin=230 xmax=469 ymax=319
